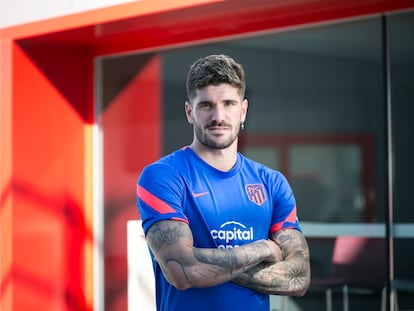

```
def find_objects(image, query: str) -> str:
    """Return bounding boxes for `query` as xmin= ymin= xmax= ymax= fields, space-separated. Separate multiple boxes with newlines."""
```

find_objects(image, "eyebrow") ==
xmin=197 ymin=99 xmax=238 ymax=105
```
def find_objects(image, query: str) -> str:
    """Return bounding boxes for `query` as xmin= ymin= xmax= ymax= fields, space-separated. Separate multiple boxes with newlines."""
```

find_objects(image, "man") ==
xmin=136 ymin=54 xmax=311 ymax=311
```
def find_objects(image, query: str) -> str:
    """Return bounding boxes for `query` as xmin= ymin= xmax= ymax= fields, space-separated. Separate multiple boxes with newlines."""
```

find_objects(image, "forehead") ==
xmin=193 ymin=84 xmax=241 ymax=103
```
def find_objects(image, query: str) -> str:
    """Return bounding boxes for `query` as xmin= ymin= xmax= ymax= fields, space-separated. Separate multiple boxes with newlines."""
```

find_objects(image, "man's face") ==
xmin=185 ymin=83 xmax=248 ymax=150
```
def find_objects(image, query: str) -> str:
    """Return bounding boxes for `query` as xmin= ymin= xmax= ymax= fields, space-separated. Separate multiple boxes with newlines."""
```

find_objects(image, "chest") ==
xmin=184 ymin=173 xmax=273 ymax=247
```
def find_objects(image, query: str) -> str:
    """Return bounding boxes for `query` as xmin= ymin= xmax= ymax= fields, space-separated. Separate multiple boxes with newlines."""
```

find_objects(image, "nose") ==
xmin=211 ymin=105 xmax=226 ymax=123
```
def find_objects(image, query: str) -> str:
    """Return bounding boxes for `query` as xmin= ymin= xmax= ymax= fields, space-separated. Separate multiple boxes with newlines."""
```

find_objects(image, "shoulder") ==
xmin=239 ymin=153 xmax=287 ymax=181
xmin=145 ymin=147 xmax=190 ymax=170
xmin=140 ymin=150 xmax=180 ymax=179
xmin=139 ymin=148 xmax=190 ymax=181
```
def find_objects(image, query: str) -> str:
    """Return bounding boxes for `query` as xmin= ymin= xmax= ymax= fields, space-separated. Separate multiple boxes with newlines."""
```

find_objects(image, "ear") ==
xmin=185 ymin=101 xmax=193 ymax=124
xmin=241 ymin=98 xmax=248 ymax=123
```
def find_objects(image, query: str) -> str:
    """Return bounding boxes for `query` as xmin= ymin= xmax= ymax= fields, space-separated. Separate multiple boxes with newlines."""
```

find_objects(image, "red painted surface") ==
xmin=101 ymin=55 xmax=161 ymax=311
xmin=1 ymin=0 xmax=413 ymax=310
xmin=13 ymin=0 xmax=414 ymax=57
xmin=0 ymin=37 xmax=13 ymax=311
xmin=10 ymin=43 xmax=93 ymax=311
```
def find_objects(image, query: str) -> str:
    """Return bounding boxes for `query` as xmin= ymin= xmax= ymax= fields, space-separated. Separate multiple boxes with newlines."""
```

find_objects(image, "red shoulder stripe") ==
xmin=136 ymin=184 xmax=176 ymax=214
xmin=270 ymin=206 xmax=298 ymax=232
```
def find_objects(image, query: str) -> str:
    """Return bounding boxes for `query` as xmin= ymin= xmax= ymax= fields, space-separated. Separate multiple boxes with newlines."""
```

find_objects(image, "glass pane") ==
xmin=390 ymin=11 xmax=414 ymax=223
xmin=290 ymin=144 xmax=363 ymax=222
xmin=163 ymin=17 xmax=385 ymax=224
xmin=96 ymin=12 xmax=409 ymax=311
xmin=243 ymin=146 xmax=279 ymax=170
xmin=389 ymin=10 xmax=414 ymax=310
xmin=160 ymin=17 xmax=386 ymax=311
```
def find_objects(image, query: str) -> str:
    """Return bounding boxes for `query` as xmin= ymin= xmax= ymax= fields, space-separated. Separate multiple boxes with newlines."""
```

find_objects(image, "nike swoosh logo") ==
xmin=192 ymin=191 xmax=209 ymax=198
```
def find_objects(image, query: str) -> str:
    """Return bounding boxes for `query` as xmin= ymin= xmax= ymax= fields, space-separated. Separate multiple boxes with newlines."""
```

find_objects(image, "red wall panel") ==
xmin=101 ymin=55 xmax=161 ymax=311
xmin=0 ymin=35 xmax=14 ymax=311
xmin=10 ymin=43 xmax=93 ymax=311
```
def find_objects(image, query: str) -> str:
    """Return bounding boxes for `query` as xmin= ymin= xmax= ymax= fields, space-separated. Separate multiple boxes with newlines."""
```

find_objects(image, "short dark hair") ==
xmin=186 ymin=54 xmax=246 ymax=101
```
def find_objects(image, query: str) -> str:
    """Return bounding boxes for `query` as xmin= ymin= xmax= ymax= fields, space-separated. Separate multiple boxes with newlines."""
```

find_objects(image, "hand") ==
xmin=263 ymin=240 xmax=283 ymax=263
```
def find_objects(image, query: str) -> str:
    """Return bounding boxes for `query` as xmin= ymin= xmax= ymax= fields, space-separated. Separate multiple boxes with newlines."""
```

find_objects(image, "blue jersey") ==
xmin=136 ymin=146 xmax=301 ymax=311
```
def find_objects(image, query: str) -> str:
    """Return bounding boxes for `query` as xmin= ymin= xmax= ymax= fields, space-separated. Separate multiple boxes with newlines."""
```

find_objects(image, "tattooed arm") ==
xmin=232 ymin=229 xmax=311 ymax=296
xmin=146 ymin=220 xmax=280 ymax=290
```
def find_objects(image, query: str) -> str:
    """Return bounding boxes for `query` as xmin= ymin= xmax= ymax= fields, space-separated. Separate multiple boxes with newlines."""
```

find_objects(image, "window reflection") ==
xmin=240 ymin=134 xmax=374 ymax=223
xmin=98 ymin=10 xmax=414 ymax=311
xmin=290 ymin=144 xmax=363 ymax=222
xmin=163 ymin=17 xmax=385 ymax=224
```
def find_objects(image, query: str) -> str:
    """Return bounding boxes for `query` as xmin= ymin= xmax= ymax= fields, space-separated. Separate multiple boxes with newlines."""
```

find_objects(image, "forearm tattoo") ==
xmin=193 ymin=240 xmax=271 ymax=275
xmin=194 ymin=247 xmax=237 ymax=272
xmin=233 ymin=229 xmax=311 ymax=296
xmin=146 ymin=220 xmax=275 ymax=288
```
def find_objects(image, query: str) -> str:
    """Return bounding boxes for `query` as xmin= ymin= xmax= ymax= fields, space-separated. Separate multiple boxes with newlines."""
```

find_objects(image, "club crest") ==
xmin=245 ymin=184 xmax=266 ymax=206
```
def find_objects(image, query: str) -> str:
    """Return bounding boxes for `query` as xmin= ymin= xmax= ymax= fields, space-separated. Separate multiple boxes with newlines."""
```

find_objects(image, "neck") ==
xmin=190 ymin=141 xmax=238 ymax=172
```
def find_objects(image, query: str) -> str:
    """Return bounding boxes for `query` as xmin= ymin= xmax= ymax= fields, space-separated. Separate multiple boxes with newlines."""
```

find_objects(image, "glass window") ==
xmin=160 ymin=20 xmax=388 ymax=309
xmin=390 ymin=11 xmax=414 ymax=223
xmin=389 ymin=10 xmax=414 ymax=309
xmin=163 ymin=17 xmax=385 ymax=224
xmin=97 ymin=11 xmax=414 ymax=311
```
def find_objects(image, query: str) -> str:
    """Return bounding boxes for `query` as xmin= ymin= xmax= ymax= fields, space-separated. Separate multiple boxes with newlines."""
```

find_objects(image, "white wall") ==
xmin=0 ymin=0 xmax=137 ymax=28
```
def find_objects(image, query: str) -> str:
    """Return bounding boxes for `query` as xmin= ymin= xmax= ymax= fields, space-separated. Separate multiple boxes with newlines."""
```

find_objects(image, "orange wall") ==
xmin=1 ymin=35 xmax=14 ymax=311
xmin=9 ymin=43 xmax=94 ymax=311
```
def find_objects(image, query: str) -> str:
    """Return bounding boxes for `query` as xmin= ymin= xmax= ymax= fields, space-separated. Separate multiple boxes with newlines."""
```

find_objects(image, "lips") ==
xmin=208 ymin=126 xmax=229 ymax=134
xmin=207 ymin=124 xmax=230 ymax=130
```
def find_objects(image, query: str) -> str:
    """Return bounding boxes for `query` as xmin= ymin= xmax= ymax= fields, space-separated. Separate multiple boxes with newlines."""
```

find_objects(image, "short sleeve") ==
xmin=136 ymin=162 xmax=188 ymax=234
xmin=269 ymin=172 xmax=302 ymax=235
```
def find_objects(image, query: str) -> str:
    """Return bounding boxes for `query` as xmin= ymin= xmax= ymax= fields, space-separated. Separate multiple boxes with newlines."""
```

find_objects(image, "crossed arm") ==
xmin=145 ymin=219 xmax=310 ymax=295
xmin=232 ymin=228 xmax=311 ymax=296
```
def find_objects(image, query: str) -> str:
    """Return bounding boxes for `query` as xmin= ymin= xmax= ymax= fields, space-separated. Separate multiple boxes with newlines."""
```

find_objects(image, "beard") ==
xmin=194 ymin=121 xmax=240 ymax=149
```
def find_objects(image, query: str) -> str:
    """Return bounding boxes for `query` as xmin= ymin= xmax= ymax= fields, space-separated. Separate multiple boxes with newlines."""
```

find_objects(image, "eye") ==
xmin=224 ymin=100 xmax=237 ymax=106
xmin=198 ymin=102 xmax=212 ymax=109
